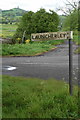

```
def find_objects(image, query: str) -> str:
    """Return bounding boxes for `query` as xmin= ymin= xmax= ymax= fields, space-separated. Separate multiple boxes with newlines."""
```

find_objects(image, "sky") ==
xmin=0 ymin=0 xmax=78 ymax=15
xmin=0 ymin=0 xmax=66 ymax=15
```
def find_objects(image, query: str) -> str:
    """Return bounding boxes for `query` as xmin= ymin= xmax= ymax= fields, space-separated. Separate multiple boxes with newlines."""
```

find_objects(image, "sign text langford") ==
xmin=31 ymin=31 xmax=73 ymax=41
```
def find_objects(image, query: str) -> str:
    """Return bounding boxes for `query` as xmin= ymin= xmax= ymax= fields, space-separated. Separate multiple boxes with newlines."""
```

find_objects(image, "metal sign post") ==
xmin=69 ymin=38 xmax=73 ymax=95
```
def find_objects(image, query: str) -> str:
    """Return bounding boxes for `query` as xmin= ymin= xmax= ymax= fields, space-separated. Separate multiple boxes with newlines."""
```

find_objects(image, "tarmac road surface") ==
xmin=2 ymin=41 xmax=79 ymax=84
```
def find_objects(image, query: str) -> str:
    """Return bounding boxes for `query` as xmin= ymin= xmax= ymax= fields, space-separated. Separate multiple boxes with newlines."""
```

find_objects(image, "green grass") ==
xmin=75 ymin=47 xmax=80 ymax=54
xmin=0 ymin=75 xmax=2 ymax=119
xmin=73 ymin=35 xmax=79 ymax=45
xmin=1 ymin=42 xmax=57 ymax=56
xmin=2 ymin=75 xmax=79 ymax=118
xmin=0 ymin=24 xmax=18 ymax=38
xmin=73 ymin=34 xmax=80 ymax=54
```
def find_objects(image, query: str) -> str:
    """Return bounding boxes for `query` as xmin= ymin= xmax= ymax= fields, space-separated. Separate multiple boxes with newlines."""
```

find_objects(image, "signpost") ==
xmin=69 ymin=38 xmax=73 ymax=95
xmin=31 ymin=31 xmax=73 ymax=95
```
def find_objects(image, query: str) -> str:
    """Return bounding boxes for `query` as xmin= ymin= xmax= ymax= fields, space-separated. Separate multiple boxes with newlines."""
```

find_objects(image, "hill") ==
xmin=0 ymin=7 xmax=28 ymax=24
xmin=2 ymin=7 xmax=28 ymax=17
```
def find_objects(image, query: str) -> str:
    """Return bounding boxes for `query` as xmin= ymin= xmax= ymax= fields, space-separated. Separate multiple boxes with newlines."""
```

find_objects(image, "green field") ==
xmin=2 ymin=75 xmax=79 ymax=118
xmin=0 ymin=24 xmax=18 ymax=38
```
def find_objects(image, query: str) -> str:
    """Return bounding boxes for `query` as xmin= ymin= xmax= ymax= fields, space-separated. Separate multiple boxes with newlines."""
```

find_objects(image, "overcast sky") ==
xmin=0 ymin=0 xmax=78 ymax=15
xmin=0 ymin=0 xmax=66 ymax=14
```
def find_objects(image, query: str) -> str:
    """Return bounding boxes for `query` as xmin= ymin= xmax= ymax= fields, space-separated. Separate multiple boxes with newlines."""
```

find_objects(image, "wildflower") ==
xmin=0 ymin=34 xmax=4 ymax=37
xmin=25 ymin=39 xmax=30 ymax=43
xmin=16 ymin=38 xmax=21 ymax=43
xmin=17 ymin=38 xmax=21 ymax=41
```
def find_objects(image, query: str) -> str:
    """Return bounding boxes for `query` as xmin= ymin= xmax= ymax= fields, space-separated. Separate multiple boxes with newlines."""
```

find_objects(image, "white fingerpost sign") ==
xmin=31 ymin=31 xmax=73 ymax=95
xmin=31 ymin=31 xmax=73 ymax=41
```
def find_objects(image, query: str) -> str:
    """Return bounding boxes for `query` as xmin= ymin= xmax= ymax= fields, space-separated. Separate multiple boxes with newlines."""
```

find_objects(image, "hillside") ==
xmin=2 ymin=7 xmax=28 ymax=17
xmin=0 ymin=7 xmax=28 ymax=24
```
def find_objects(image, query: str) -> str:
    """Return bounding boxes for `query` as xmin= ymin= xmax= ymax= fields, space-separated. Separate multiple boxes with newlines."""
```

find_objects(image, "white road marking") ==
xmin=3 ymin=66 xmax=17 ymax=71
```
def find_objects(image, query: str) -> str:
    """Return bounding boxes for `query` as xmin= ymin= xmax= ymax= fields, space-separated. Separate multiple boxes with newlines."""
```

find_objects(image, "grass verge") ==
xmin=1 ymin=43 xmax=55 ymax=56
xmin=73 ymin=35 xmax=79 ymax=45
xmin=2 ymin=75 xmax=79 ymax=118
xmin=0 ymin=75 xmax=2 ymax=119
xmin=1 ymin=39 xmax=64 ymax=56
xmin=2 ymin=39 xmax=62 ymax=56
xmin=73 ymin=34 xmax=80 ymax=54
xmin=74 ymin=47 xmax=80 ymax=54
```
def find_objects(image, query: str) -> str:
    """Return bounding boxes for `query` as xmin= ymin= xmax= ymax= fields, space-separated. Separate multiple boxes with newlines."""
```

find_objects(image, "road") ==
xmin=2 ymin=41 xmax=79 ymax=84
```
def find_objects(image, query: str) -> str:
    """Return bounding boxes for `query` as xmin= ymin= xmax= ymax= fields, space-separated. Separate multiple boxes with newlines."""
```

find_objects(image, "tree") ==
xmin=57 ymin=0 xmax=78 ymax=16
xmin=14 ymin=8 xmax=59 ymax=40
xmin=63 ymin=10 xmax=78 ymax=31
xmin=57 ymin=0 xmax=79 ymax=31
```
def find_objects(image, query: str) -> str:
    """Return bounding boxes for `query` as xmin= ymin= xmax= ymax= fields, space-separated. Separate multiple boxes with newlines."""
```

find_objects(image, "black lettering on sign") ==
xmin=31 ymin=31 xmax=73 ymax=41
